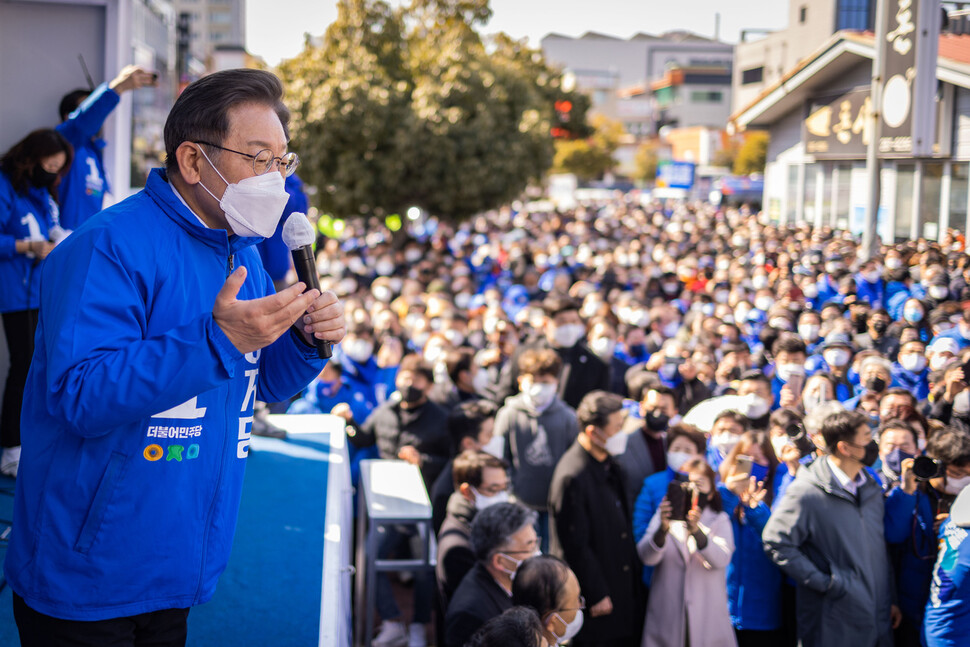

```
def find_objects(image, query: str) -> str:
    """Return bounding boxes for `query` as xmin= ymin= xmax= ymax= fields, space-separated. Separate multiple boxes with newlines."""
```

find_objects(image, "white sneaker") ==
xmin=408 ymin=623 xmax=427 ymax=647
xmin=373 ymin=620 xmax=408 ymax=647
xmin=0 ymin=446 xmax=20 ymax=478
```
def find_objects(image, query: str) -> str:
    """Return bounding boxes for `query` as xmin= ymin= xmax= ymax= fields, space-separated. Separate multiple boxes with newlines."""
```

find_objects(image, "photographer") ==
xmin=718 ymin=432 xmax=786 ymax=645
xmin=763 ymin=410 xmax=897 ymax=647
xmin=638 ymin=458 xmax=735 ymax=647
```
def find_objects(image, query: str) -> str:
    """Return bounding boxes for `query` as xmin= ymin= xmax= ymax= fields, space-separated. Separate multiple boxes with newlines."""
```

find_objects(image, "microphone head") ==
xmin=282 ymin=212 xmax=316 ymax=250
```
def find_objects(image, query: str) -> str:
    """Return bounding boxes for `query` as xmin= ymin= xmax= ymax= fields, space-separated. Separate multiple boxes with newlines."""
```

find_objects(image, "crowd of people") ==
xmin=282 ymin=201 xmax=970 ymax=647
xmin=4 ymin=64 xmax=970 ymax=647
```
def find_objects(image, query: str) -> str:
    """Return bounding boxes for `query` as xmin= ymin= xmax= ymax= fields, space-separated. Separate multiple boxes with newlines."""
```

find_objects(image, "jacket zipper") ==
xmin=197 ymin=249 xmax=236 ymax=600
xmin=226 ymin=253 xmax=234 ymax=277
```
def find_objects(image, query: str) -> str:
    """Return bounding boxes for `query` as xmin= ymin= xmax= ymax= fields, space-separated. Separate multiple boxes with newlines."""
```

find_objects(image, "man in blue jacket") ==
xmin=56 ymin=65 xmax=157 ymax=229
xmin=4 ymin=69 xmax=346 ymax=646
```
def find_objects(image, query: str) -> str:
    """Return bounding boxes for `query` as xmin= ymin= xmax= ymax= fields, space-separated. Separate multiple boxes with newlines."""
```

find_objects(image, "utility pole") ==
xmin=863 ymin=0 xmax=888 ymax=261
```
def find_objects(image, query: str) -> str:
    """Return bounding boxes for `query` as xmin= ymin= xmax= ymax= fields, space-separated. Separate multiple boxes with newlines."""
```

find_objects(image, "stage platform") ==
xmin=0 ymin=414 xmax=353 ymax=647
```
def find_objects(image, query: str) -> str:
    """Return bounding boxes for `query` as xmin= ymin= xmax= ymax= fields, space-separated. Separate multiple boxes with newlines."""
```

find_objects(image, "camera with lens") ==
xmin=912 ymin=455 xmax=944 ymax=481
xmin=785 ymin=421 xmax=816 ymax=458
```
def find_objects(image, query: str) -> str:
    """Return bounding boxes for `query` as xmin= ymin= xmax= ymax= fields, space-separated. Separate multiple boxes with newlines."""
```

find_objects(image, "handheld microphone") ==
xmin=282 ymin=212 xmax=332 ymax=359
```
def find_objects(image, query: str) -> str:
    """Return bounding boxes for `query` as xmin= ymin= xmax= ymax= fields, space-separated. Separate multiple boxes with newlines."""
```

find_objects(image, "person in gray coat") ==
xmin=762 ymin=410 xmax=900 ymax=647
xmin=496 ymin=349 xmax=579 ymax=550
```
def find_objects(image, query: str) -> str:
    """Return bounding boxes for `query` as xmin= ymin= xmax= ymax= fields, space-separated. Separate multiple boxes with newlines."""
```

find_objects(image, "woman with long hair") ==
xmin=0 ymin=129 xmax=73 ymax=477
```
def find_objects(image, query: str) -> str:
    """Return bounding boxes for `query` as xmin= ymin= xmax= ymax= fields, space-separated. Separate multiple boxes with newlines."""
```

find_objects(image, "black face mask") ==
xmin=401 ymin=386 xmax=425 ymax=405
xmin=645 ymin=410 xmax=670 ymax=432
xmin=865 ymin=376 xmax=887 ymax=393
xmin=871 ymin=320 xmax=888 ymax=336
xmin=30 ymin=166 xmax=58 ymax=189
xmin=850 ymin=440 xmax=880 ymax=467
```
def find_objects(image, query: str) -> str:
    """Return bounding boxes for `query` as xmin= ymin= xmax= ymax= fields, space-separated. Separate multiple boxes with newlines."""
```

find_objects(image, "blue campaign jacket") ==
xmin=718 ymin=484 xmax=783 ymax=631
xmin=0 ymin=171 xmax=61 ymax=312
xmin=56 ymin=83 xmax=119 ymax=229
xmin=891 ymin=364 xmax=929 ymax=401
xmin=884 ymin=486 xmax=938 ymax=628
xmin=924 ymin=518 xmax=970 ymax=647
xmin=632 ymin=467 xmax=679 ymax=586
xmin=855 ymin=274 xmax=886 ymax=308
xmin=3 ymin=169 xmax=326 ymax=620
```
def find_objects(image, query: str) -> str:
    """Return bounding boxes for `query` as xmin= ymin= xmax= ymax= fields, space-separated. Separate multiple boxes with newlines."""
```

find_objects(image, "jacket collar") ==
xmin=804 ymin=455 xmax=876 ymax=503
xmin=144 ymin=168 xmax=261 ymax=255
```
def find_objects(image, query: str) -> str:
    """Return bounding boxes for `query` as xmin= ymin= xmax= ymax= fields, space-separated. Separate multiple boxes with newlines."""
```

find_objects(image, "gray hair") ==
xmin=469 ymin=502 xmax=537 ymax=562
xmin=804 ymin=400 xmax=846 ymax=436
xmin=860 ymin=356 xmax=893 ymax=376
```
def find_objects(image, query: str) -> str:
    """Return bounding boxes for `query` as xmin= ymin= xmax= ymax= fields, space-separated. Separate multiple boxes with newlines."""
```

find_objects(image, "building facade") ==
xmin=172 ymin=0 xmax=245 ymax=65
xmin=733 ymin=0 xmax=876 ymax=113
xmin=541 ymin=31 xmax=734 ymax=136
xmin=732 ymin=32 xmax=970 ymax=243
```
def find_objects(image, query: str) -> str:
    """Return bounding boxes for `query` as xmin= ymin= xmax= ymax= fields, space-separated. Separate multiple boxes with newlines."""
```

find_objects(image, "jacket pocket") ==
xmin=74 ymin=451 xmax=126 ymax=554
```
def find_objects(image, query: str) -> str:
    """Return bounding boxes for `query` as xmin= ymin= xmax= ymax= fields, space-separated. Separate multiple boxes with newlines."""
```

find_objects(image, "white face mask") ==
xmin=930 ymin=354 xmax=952 ymax=371
xmin=471 ymin=486 xmax=509 ymax=511
xmin=771 ymin=435 xmax=791 ymax=459
xmin=667 ymin=451 xmax=693 ymax=472
xmin=605 ymin=431 xmax=629 ymax=456
xmin=930 ymin=285 xmax=950 ymax=300
xmin=473 ymin=369 xmax=491 ymax=396
xmin=482 ymin=433 xmax=505 ymax=459
xmin=197 ymin=147 xmax=289 ymax=238
xmin=344 ymin=339 xmax=374 ymax=364
xmin=550 ymin=610 xmax=584 ymax=644
xmin=523 ymin=381 xmax=557 ymax=411
xmin=711 ymin=432 xmax=741 ymax=456
xmin=553 ymin=324 xmax=586 ymax=348
xmin=739 ymin=393 xmax=770 ymax=419
xmin=755 ymin=296 xmax=774 ymax=312
xmin=899 ymin=353 xmax=927 ymax=373
xmin=945 ymin=474 xmax=970 ymax=495
xmin=798 ymin=324 xmax=820 ymax=341
xmin=776 ymin=363 xmax=806 ymax=383
xmin=954 ymin=390 xmax=970 ymax=416
xmin=824 ymin=349 xmax=850 ymax=368
xmin=590 ymin=337 xmax=616 ymax=360
xmin=662 ymin=321 xmax=681 ymax=338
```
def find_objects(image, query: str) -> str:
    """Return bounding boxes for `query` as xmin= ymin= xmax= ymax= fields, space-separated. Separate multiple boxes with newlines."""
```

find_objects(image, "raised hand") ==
xmin=213 ymin=266 xmax=318 ymax=355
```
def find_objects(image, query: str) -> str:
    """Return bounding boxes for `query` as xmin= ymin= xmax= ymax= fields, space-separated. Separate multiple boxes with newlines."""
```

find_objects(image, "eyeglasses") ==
xmin=196 ymin=141 xmax=300 ymax=177
xmin=560 ymin=596 xmax=586 ymax=612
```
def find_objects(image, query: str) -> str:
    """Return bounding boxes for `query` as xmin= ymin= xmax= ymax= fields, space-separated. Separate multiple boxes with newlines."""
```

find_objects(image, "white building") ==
xmin=172 ymin=0 xmax=245 ymax=65
xmin=732 ymin=31 xmax=970 ymax=243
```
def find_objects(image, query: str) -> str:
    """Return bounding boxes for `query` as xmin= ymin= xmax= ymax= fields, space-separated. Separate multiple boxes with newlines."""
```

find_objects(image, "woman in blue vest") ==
xmin=0 ymin=129 xmax=73 ymax=477
xmin=717 ymin=431 xmax=788 ymax=646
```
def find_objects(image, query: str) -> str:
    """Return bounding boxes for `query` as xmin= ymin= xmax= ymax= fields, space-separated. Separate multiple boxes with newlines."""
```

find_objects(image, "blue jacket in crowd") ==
xmin=891 ymin=363 xmax=930 ymax=401
xmin=632 ymin=467 xmax=680 ymax=586
xmin=3 ymin=169 xmax=326 ymax=620
xmin=924 ymin=517 xmax=970 ymax=647
xmin=855 ymin=274 xmax=886 ymax=309
xmin=718 ymin=484 xmax=783 ymax=631
xmin=0 ymin=171 xmax=61 ymax=312
xmin=884 ymin=486 xmax=939 ymax=630
xmin=55 ymin=83 xmax=119 ymax=229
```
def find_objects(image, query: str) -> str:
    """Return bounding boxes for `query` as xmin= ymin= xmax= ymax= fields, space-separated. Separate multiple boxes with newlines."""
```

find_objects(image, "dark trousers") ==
xmin=736 ymin=628 xmax=783 ymax=647
xmin=14 ymin=593 xmax=189 ymax=647
xmin=1 ymin=309 xmax=38 ymax=448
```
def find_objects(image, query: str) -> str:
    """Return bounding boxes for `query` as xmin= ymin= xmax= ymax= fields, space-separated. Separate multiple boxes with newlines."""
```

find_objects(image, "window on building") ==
xmin=836 ymin=0 xmax=873 ymax=31
xmin=787 ymin=165 xmax=799 ymax=223
xmin=741 ymin=67 xmax=763 ymax=85
xmin=690 ymin=91 xmax=724 ymax=103
xmin=835 ymin=163 xmax=852 ymax=230
xmin=804 ymin=163 xmax=818 ymax=224
xmin=210 ymin=31 xmax=226 ymax=42
xmin=950 ymin=162 xmax=969 ymax=236
xmin=921 ymin=162 xmax=944 ymax=240
xmin=799 ymin=6 xmax=807 ymax=23
xmin=895 ymin=163 xmax=916 ymax=242
xmin=209 ymin=10 xmax=233 ymax=24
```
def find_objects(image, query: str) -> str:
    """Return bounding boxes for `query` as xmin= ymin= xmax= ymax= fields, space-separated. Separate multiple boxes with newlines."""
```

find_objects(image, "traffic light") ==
xmin=551 ymin=99 xmax=573 ymax=139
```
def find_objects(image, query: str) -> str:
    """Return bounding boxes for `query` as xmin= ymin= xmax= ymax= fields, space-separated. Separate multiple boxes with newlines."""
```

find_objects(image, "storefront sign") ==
xmin=877 ymin=0 xmax=941 ymax=157
xmin=804 ymin=88 xmax=872 ymax=158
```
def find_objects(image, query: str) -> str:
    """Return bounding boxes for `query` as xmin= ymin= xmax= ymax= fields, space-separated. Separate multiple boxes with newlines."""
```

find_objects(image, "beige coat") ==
xmin=638 ymin=507 xmax=737 ymax=647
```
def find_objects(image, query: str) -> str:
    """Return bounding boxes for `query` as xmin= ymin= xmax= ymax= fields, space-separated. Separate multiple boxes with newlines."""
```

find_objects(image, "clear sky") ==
xmin=247 ymin=0 xmax=790 ymax=67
